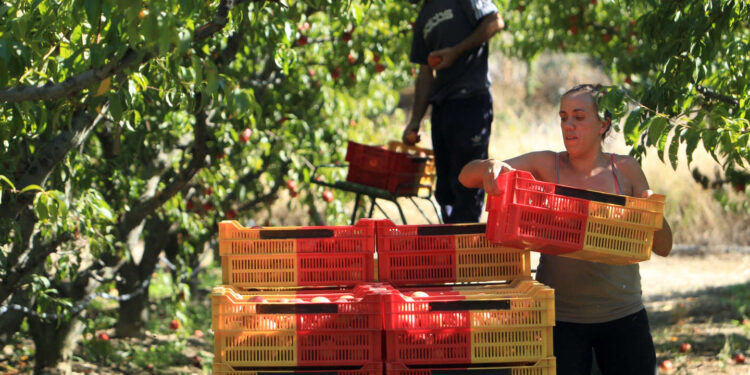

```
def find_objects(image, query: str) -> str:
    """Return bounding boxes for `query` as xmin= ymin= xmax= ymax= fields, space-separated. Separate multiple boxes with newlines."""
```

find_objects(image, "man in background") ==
xmin=402 ymin=0 xmax=504 ymax=223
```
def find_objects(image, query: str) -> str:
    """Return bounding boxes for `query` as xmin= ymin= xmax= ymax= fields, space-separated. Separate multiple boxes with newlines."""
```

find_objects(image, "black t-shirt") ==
xmin=410 ymin=0 xmax=497 ymax=104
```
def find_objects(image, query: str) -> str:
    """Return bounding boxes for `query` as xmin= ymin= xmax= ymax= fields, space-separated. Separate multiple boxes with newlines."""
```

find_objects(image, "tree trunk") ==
xmin=0 ymin=292 xmax=30 ymax=344
xmin=29 ymin=313 xmax=86 ymax=375
xmin=114 ymin=219 xmax=171 ymax=338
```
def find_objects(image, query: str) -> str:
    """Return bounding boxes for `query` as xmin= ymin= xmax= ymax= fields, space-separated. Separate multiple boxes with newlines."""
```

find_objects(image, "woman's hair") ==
xmin=563 ymin=84 xmax=613 ymax=139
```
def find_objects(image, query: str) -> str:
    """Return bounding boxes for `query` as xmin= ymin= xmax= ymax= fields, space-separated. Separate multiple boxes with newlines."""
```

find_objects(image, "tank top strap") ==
xmin=610 ymin=153 xmax=623 ymax=195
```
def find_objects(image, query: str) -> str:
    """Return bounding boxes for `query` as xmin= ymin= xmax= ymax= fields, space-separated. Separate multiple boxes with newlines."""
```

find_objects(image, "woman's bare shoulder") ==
xmin=612 ymin=154 xmax=644 ymax=174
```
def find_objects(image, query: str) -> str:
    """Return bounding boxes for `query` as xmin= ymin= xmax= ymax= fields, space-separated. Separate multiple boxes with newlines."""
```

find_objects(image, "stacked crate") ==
xmin=213 ymin=219 xmax=383 ymax=374
xmin=375 ymin=220 xmax=556 ymax=375
xmin=485 ymin=170 xmax=666 ymax=264
xmin=213 ymin=216 xmax=557 ymax=374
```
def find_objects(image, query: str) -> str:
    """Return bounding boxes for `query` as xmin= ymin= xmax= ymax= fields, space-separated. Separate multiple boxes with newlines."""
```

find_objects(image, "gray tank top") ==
xmin=535 ymin=153 xmax=644 ymax=323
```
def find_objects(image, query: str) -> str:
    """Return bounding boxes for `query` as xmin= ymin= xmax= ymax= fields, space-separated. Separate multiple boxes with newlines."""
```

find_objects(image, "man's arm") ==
xmin=402 ymin=64 xmax=434 ymax=145
xmin=430 ymin=12 xmax=504 ymax=70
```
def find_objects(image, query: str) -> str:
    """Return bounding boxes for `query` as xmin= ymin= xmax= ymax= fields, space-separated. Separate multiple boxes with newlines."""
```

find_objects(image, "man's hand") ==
xmin=428 ymin=47 xmax=459 ymax=70
xmin=402 ymin=122 xmax=421 ymax=145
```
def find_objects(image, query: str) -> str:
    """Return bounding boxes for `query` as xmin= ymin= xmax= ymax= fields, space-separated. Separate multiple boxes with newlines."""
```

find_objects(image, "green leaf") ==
xmin=623 ymin=108 xmax=642 ymax=145
xmin=0 ymin=175 xmax=15 ymax=191
xmin=84 ymin=0 xmax=101 ymax=28
xmin=647 ymin=117 xmax=669 ymax=147
xmin=668 ymin=126 xmax=681 ymax=170
xmin=20 ymin=184 xmax=44 ymax=193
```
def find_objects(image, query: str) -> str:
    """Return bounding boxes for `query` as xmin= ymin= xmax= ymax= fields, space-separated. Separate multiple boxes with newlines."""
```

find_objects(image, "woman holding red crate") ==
xmin=459 ymin=84 xmax=673 ymax=375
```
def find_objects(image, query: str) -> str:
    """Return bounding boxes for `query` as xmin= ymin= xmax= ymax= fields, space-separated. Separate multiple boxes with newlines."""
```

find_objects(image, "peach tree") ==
xmin=0 ymin=0 xmax=416 ymax=371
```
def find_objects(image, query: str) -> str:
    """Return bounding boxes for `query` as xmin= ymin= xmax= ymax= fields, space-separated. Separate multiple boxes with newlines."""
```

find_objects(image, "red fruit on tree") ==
xmin=202 ymin=187 xmax=213 ymax=196
xmin=298 ymin=22 xmax=310 ymax=31
xmin=735 ymin=353 xmax=746 ymax=364
xmin=192 ymin=355 xmax=202 ymax=368
xmin=194 ymin=329 xmax=205 ymax=338
xmin=428 ymin=55 xmax=443 ymax=68
xmin=331 ymin=67 xmax=341 ymax=80
xmin=569 ymin=15 xmax=577 ymax=24
xmin=179 ymin=290 xmax=186 ymax=301
xmin=625 ymin=76 xmax=632 ymax=85
xmin=98 ymin=332 xmax=110 ymax=341
xmin=348 ymin=53 xmax=356 ymax=64
xmin=308 ymin=68 xmax=315 ymax=76
xmin=374 ymin=64 xmax=386 ymax=73
xmin=170 ymin=319 xmax=180 ymax=330
xmin=216 ymin=151 xmax=226 ymax=159
xmin=373 ymin=53 xmax=381 ymax=63
xmin=322 ymin=190 xmax=334 ymax=203
xmin=590 ymin=0 xmax=597 ymax=4
xmin=297 ymin=35 xmax=308 ymax=46
xmin=411 ymin=67 xmax=417 ymax=76
xmin=516 ymin=5 xmax=525 ymax=12
xmin=627 ymin=44 xmax=634 ymax=52
xmin=203 ymin=202 xmax=214 ymax=211
xmin=146 ymin=364 xmax=154 ymax=370
xmin=186 ymin=200 xmax=194 ymax=211
xmin=226 ymin=209 xmax=238 ymax=219
xmin=278 ymin=116 xmax=289 ymax=124
xmin=286 ymin=180 xmax=298 ymax=192
xmin=240 ymin=128 xmax=252 ymax=143
xmin=602 ymin=33 xmax=612 ymax=42
xmin=569 ymin=25 xmax=578 ymax=35
xmin=680 ymin=342 xmax=691 ymax=353
xmin=342 ymin=32 xmax=352 ymax=42
xmin=659 ymin=360 xmax=673 ymax=371
xmin=734 ymin=182 xmax=746 ymax=193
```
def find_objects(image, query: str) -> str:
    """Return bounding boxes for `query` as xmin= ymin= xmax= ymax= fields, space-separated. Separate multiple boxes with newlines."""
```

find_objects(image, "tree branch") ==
xmin=0 ymin=109 xmax=100 ymax=221
xmin=696 ymin=85 xmax=740 ymax=108
xmin=0 ymin=0 xmax=260 ymax=103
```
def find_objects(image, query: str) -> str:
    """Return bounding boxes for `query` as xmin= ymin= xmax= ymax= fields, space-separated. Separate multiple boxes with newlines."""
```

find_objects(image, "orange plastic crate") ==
xmin=486 ymin=170 xmax=665 ymax=264
xmin=383 ymin=281 xmax=554 ymax=365
xmin=213 ymin=361 xmax=383 ymax=375
xmin=212 ymin=285 xmax=383 ymax=369
xmin=219 ymin=220 xmax=376 ymax=287
xmin=376 ymin=220 xmax=531 ymax=285
xmin=345 ymin=141 xmax=436 ymax=196
xmin=385 ymin=358 xmax=556 ymax=375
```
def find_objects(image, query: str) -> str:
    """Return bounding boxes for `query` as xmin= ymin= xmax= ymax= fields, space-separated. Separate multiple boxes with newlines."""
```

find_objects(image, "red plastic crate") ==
xmin=345 ymin=141 xmax=436 ymax=196
xmin=486 ymin=170 xmax=588 ymax=254
xmin=385 ymin=358 xmax=555 ymax=375
xmin=219 ymin=220 xmax=376 ymax=287
xmin=376 ymin=220 xmax=531 ymax=285
xmin=383 ymin=281 xmax=554 ymax=365
xmin=212 ymin=285 xmax=384 ymax=369
xmin=213 ymin=361 xmax=383 ymax=375
xmin=486 ymin=170 xmax=665 ymax=264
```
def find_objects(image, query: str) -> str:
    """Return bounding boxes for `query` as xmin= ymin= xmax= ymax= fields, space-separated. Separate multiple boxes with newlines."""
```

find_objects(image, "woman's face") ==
xmin=559 ymin=92 xmax=608 ymax=156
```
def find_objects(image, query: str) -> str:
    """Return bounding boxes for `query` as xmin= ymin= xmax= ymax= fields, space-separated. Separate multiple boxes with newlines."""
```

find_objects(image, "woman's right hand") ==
xmin=482 ymin=159 xmax=514 ymax=195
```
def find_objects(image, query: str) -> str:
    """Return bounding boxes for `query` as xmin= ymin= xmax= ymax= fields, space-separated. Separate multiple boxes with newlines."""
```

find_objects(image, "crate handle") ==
xmin=554 ymin=185 xmax=626 ymax=206
xmin=429 ymin=300 xmax=511 ymax=311
xmin=254 ymin=370 xmax=340 ymax=375
xmin=425 ymin=368 xmax=512 ymax=374
xmin=256 ymin=304 xmax=339 ymax=314
xmin=416 ymin=224 xmax=486 ymax=236
xmin=259 ymin=228 xmax=335 ymax=239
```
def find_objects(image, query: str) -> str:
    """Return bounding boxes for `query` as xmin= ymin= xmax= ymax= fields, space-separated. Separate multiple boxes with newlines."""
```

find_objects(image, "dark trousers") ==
xmin=430 ymin=93 xmax=492 ymax=224
xmin=554 ymin=309 xmax=656 ymax=375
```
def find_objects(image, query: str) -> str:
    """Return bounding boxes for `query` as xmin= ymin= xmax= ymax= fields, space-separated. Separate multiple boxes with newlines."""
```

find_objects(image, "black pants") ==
xmin=554 ymin=309 xmax=656 ymax=375
xmin=430 ymin=94 xmax=492 ymax=224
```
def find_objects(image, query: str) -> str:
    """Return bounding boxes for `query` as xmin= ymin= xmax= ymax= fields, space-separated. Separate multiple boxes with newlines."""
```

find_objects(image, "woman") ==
xmin=459 ymin=84 xmax=673 ymax=374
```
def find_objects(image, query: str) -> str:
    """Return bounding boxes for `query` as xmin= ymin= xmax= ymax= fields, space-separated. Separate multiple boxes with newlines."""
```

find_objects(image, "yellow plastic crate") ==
xmin=213 ymin=362 xmax=383 ymax=375
xmin=386 ymin=357 xmax=556 ymax=375
xmin=377 ymin=220 xmax=532 ymax=285
xmin=384 ymin=281 xmax=555 ymax=365
xmin=218 ymin=220 xmax=376 ymax=287
xmin=567 ymin=194 xmax=665 ymax=264
xmin=212 ymin=285 xmax=383 ymax=369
